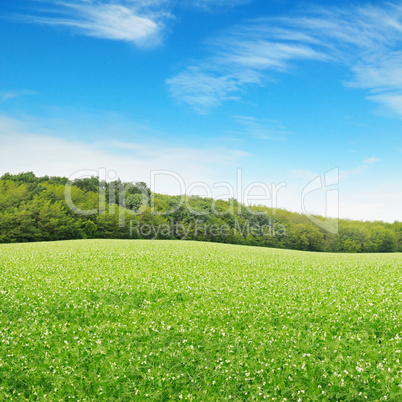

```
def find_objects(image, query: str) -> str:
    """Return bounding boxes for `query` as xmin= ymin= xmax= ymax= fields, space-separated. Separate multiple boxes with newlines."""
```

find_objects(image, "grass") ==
xmin=0 ymin=239 xmax=402 ymax=401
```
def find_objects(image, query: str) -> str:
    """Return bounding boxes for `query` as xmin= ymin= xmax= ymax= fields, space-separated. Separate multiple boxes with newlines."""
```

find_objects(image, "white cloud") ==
xmin=291 ymin=156 xmax=380 ymax=185
xmin=168 ymin=2 xmax=402 ymax=116
xmin=167 ymin=67 xmax=246 ymax=113
xmin=339 ymin=156 xmax=382 ymax=180
xmin=340 ymin=165 xmax=369 ymax=180
xmin=167 ymin=25 xmax=327 ymax=112
xmin=368 ymin=92 xmax=402 ymax=116
xmin=19 ymin=0 xmax=168 ymax=46
xmin=340 ymin=203 xmax=389 ymax=222
xmin=0 ymin=113 xmax=399 ymax=222
xmin=284 ymin=165 xmax=401 ymax=222
xmin=350 ymin=53 xmax=402 ymax=91
xmin=218 ymin=40 xmax=327 ymax=70
xmin=189 ymin=0 xmax=253 ymax=10
xmin=0 ymin=90 xmax=36 ymax=103
xmin=363 ymin=156 xmax=381 ymax=164
xmin=0 ymin=114 xmax=248 ymax=194
xmin=18 ymin=0 xmax=252 ymax=46
xmin=232 ymin=116 xmax=291 ymax=141
xmin=340 ymin=180 xmax=402 ymax=222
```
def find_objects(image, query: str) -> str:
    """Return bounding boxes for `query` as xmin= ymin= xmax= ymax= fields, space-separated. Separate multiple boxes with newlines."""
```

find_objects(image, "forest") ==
xmin=0 ymin=172 xmax=400 ymax=252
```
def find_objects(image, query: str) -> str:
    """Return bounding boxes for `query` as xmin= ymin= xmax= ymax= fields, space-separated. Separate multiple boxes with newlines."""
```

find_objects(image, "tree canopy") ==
xmin=0 ymin=172 xmax=400 ymax=252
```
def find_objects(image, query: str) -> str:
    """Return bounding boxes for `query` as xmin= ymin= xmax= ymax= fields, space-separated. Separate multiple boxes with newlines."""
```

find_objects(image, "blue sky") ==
xmin=0 ymin=0 xmax=401 ymax=222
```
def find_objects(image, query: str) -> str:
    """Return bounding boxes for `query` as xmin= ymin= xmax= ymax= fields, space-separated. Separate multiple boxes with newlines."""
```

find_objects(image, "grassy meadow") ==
xmin=1 ymin=239 xmax=402 ymax=400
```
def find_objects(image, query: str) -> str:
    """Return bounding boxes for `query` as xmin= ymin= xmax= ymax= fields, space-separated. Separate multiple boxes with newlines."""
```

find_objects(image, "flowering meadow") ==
xmin=1 ymin=239 xmax=402 ymax=400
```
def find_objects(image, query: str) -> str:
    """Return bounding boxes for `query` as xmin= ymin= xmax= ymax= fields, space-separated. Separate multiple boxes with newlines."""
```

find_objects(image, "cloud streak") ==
xmin=232 ymin=116 xmax=291 ymax=141
xmin=17 ymin=0 xmax=253 ymax=46
xmin=19 ymin=0 xmax=169 ymax=46
xmin=168 ymin=2 xmax=402 ymax=115
xmin=363 ymin=156 xmax=381 ymax=164
xmin=189 ymin=0 xmax=253 ymax=11
xmin=167 ymin=24 xmax=327 ymax=112
xmin=0 ymin=90 xmax=36 ymax=103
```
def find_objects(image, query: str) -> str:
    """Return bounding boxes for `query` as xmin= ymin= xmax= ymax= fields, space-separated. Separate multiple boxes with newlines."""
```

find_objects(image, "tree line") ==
xmin=0 ymin=172 xmax=400 ymax=252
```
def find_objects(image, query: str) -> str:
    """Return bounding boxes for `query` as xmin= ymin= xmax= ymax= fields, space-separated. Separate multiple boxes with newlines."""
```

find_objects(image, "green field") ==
xmin=1 ymin=240 xmax=402 ymax=400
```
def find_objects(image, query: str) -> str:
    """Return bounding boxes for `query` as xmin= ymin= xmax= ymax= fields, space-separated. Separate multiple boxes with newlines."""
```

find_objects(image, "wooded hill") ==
xmin=0 ymin=172 xmax=400 ymax=252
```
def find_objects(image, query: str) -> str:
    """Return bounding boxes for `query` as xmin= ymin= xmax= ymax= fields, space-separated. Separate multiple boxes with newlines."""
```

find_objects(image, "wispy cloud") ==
xmin=16 ymin=0 xmax=253 ymax=46
xmin=340 ymin=165 xmax=369 ymax=180
xmin=168 ymin=2 xmax=402 ymax=115
xmin=0 ymin=90 xmax=36 ymax=103
xmin=292 ymin=156 xmax=381 ymax=183
xmin=0 ymin=114 xmax=248 ymax=192
xmin=368 ymin=92 xmax=402 ymax=116
xmin=363 ymin=156 xmax=381 ymax=164
xmin=18 ymin=0 xmax=169 ymax=46
xmin=232 ymin=116 xmax=291 ymax=141
xmin=189 ymin=0 xmax=253 ymax=11
xmin=340 ymin=157 xmax=381 ymax=180
xmin=167 ymin=24 xmax=327 ymax=112
xmin=167 ymin=67 xmax=247 ymax=113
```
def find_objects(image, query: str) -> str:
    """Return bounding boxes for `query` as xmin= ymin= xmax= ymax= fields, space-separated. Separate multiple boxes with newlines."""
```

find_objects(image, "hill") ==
xmin=1 ymin=239 xmax=401 ymax=399
xmin=0 ymin=172 xmax=401 ymax=252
